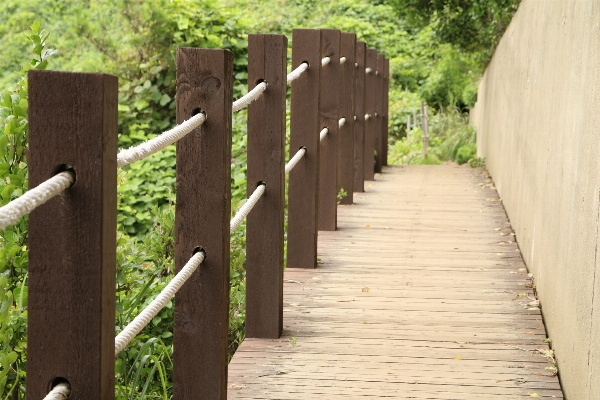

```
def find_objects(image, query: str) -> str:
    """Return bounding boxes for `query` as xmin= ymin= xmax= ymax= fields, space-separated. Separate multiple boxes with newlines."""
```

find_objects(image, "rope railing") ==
xmin=230 ymin=183 xmax=266 ymax=233
xmin=232 ymin=81 xmax=268 ymax=112
xmin=114 ymin=250 xmax=206 ymax=355
xmin=117 ymin=112 xmax=206 ymax=168
xmin=285 ymin=147 xmax=307 ymax=174
xmin=287 ymin=62 xmax=309 ymax=83
xmin=43 ymin=382 xmax=71 ymax=400
xmin=319 ymin=127 xmax=329 ymax=141
xmin=25 ymin=30 xmax=391 ymax=397
xmin=0 ymin=171 xmax=74 ymax=230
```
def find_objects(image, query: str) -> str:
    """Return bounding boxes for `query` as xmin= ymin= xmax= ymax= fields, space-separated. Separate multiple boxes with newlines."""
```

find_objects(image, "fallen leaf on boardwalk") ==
xmin=534 ymin=372 xmax=543 ymax=376
xmin=519 ymin=268 xmax=526 ymax=271
xmin=523 ymin=332 xmax=534 ymax=335
xmin=365 ymin=224 xmax=371 ymax=228
xmin=289 ymin=303 xmax=300 ymax=307
xmin=480 ymin=268 xmax=487 ymax=270
xmin=362 ymin=287 xmax=371 ymax=292
xmin=368 ymin=184 xmax=372 ymax=188
xmin=277 ymin=370 xmax=291 ymax=375
xmin=362 ymin=321 xmax=368 ymax=324
xmin=510 ymin=271 xmax=517 ymax=274
xmin=229 ymin=384 xmax=248 ymax=390
xmin=454 ymin=356 xmax=461 ymax=360
xmin=494 ymin=228 xmax=501 ymax=231
xmin=529 ymin=394 xmax=542 ymax=398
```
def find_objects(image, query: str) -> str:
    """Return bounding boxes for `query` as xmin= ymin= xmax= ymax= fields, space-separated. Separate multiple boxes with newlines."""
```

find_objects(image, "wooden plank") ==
xmin=228 ymin=165 xmax=563 ymax=399
xmin=246 ymin=34 xmax=287 ymax=339
xmin=27 ymin=70 xmax=118 ymax=399
xmin=336 ymin=32 xmax=356 ymax=205
xmin=318 ymin=29 xmax=341 ymax=231
xmin=174 ymin=48 xmax=233 ymax=399
xmin=353 ymin=41 xmax=366 ymax=192
xmin=382 ymin=57 xmax=389 ymax=166
xmin=287 ymin=29 xmax=321 ymax=269
xmin=363 ymin=49 xmax=377 ymax=181
xmin=374 ymin=53 xmax=384 ymax=173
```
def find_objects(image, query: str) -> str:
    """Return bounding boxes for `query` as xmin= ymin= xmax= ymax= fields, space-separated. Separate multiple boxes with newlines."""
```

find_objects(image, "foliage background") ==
xmin=0 ymin=0 xmax=517 ymax=397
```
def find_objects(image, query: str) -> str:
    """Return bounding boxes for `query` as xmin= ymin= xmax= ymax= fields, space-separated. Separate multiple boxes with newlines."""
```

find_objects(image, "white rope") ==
xmin=43 ymin=383 xmax=70 ymax=400
xmin=0 ymin=171 xmax=74 ymax=230
xmin=355 ymin=62 xmax=358 ymax=67
xmin=321 ymin=57 xmax=331 ymax=66
xmin=320 ymin=127 xmax=328 ymax=141
xmin=117 ymin=113 xmax=206 ymax=168
xmin=365 ymin=67 xmax=372 ymax=74
xmin=354 ymin=115 xmax=357 ymax=121
xmin=230 ymin=184 xmax=266 ymax=233
xmin=340 ymin=57 xmax=347 ymax=64
xmin=287 ymin=63 xmax=309 ymax=83
xmin=285 ymin=148 xmax=306 ymax=174
xmin=232 ymin=82 xmax=268 ymax=113
xmin=365 ymin=113 xmax=371 ymax=120
xmin=338 ymin=118 xmax=346 ymax=128
xmin=115 ymin=251 xmax=205 ymax=355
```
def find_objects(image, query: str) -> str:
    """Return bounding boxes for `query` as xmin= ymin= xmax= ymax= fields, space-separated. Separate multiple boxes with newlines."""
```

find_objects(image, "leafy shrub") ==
xmin=455 ymin=144 xmax=477 ymax=165
xmin=0 ymin=21 xmax=55 ymax=397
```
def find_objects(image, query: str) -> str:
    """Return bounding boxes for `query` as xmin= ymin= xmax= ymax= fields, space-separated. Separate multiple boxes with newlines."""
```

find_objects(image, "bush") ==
xmin=455 ymin=144 xmax=477 ymax=165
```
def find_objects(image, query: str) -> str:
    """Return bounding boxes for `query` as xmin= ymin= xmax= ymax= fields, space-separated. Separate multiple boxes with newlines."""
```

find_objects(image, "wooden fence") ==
xmin=26 ymin=28 xmax=389 ymax=399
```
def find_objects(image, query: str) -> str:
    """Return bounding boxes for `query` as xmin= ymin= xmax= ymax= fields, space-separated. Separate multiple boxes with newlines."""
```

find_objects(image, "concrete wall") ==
xmin=470 ymin=1 xmax=600 ymax=398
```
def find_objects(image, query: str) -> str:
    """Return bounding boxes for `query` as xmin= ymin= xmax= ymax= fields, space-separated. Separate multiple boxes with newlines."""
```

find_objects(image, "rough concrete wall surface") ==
xmin=470 ymin=1 xmax=600 ymax=398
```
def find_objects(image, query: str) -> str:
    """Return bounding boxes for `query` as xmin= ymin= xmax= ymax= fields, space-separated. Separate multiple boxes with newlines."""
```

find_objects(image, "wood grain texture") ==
xmin=364 ymin=49 xmax=377 ymax=181
xmin=383 ymin=57 xmax=389 ymax=166
xmin=228 ymin=165 xmax=563 ymax=399
xmin=353 ymin=41 xmax=366 ymax=192
xmin=318 ymin=29 xmax=341 ymax=231
xmin=27 ymin=70 xmax=118 ymax=399
xmin=374 ymin=53 xmax=385 ymax=173
xmin=174 ymin=48 xmax=233 ymax=399
xmin=246 ymin=34 xmax=287 ymax=339
xmin=336 ymin=32 xmax=356 ymax=205
xmin=288 ymin=29 xmax=321 ymax=269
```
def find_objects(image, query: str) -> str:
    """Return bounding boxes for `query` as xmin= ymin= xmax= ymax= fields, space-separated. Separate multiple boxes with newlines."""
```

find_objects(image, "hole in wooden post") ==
xmin=192 ymin=246 xmax=206 ymax=258
xmin=191 ymin=108 xmax=206 ymax=118
xmin=53 ymin=164 xmax=76 ymax=188
xmin=256 ymin=181 xmax=267 ymax=188
xmin=48 ymin=377 xmax=71 ymax=396
xmin=256 ymin=78 xmax=267 ymax=86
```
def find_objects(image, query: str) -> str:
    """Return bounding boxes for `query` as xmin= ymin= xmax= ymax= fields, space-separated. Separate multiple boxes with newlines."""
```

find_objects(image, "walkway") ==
xmin=228 ymin=165 xmax=563 ymax=399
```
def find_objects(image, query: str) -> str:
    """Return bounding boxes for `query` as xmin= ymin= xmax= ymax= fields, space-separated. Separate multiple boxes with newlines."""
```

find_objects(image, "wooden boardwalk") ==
xmin=228 ymin=165 xmax=563 ymax=399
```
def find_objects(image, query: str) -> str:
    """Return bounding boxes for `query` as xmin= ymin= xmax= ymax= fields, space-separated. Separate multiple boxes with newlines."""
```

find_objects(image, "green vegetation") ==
xmin=0 ymin=0 xmax=517 ymax=397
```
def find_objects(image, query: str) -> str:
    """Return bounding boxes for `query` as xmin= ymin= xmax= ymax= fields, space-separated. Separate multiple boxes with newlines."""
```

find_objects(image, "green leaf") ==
xmin=159 ymin=94 xmax=171 ymax=106
xmin=31 ymin=20 xmax=42 ymax=34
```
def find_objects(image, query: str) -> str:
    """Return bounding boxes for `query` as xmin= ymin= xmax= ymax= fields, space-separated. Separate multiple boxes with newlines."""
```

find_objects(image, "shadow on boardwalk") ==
xmin=228 ymin=165 xmax=563 ymax=399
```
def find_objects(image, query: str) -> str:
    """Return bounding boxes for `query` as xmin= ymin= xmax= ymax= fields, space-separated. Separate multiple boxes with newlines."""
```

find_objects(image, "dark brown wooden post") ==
xmin=374 ymin=53 xmax=385 ymax=173
xmin=318 ymin=29 xmax=341 ymax=231
xmin=27 ymin=71 xmax=118 ymax=399
xmin=354 ymin=41 xmax=366 ymax=192
xmin=383 ymin=57 xmax=390 ymax=166
xmin=337 ymin=32 xmax=356 ymax=205
xmin=174 ymin=48 xmax=233 ymax=399
xmin=364 ymin=48 xmax=377 ymax=181
xmin=288 ymin=29 xmax=321 ymax=269
xmin=246 ymin=34 xmax=287 ymax=338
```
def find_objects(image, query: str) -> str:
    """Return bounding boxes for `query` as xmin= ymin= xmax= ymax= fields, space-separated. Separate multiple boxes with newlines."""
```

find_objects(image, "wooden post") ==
xmin=318 ymin=29 xmax=341 ymax=231
xmin=174 ymin=48 xmax=233 ymax=399
xmin=374 ymin=53 xmax=384 ymax=173
xmin=337 ymin=32 xmax=356 ymax=205
xmin=288 ymin=29 xmax=321 ymax=269
xmin=383 ymin=57 xmax=390 ymax=166
xmin=246 ymin=34 xmax=287 ymax=338
xmin=27 ymin=70 xmax=118 ymax=399
xmin=364 ymin=48 xmax=377 ymax=181
xmin=353 ymin=41 xmax=366 ymax=192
